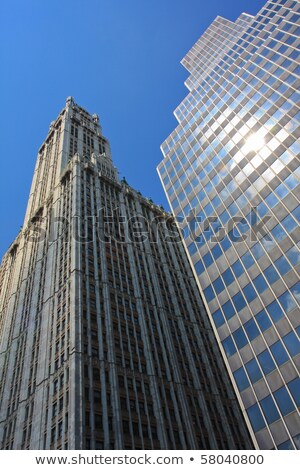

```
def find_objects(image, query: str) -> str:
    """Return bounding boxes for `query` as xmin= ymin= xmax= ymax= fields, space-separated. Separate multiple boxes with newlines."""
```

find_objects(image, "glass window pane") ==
xmin=232 ymin=260 xmax=244 ymax=277
xmin=234 ymin=367 xmax=250 ymax=391
xmin=253 ymin=274 xmax=269 ymax=294
xmin=270 ymin=341 xmax=289 ymax=366
xmin=282 ymin=331 xmax=300 ymax=357
xmin=204 ymin=285 xmax=215 ymax=302
xmin=212 ymin=309 xmax=225 ymax=328
xmin=288 ymin=378 xmax=300 ymax=407
xmin=244 ymin=283 xmax=257 ymax=303
xmin=194 ymin=259 xmax=204 ymax=275
xmin=258 ymin=349 xmax=276 ymax=374
xmin=274 ymin=386 xmax=295 ymax=415
xmin=232 ymin=292 xmax=247 ymax=311
xmin=247 ymin=404 xmax=266 ymax=432
xmin=223 ymin=267 xmax=235 ymax=286
xmin=260 ymin=395 xmax=280 ymax=424
xmin=244 ymin=318 xmax=260 ymax=341
xmin=213 ymin=277 xmax=225 ymax=294
xmin=222 ymin=336 xmax=237 ymax=357
xmin=222 ymin=299 xmax=236 ymax=320
xmin=245 ymin=358 xmax=263 ymax=383
xmin=266 ymin=301 xmax=284 ymax=323
xmin=256 ymin=310 xmax=272 ymax=331
xmin=278 ymin=290 xmax=297 ymax=313
xmin=233 ymin=328 xmax=248 ymax=349
xmin=277 ymin=439 xmax=294 ymax=450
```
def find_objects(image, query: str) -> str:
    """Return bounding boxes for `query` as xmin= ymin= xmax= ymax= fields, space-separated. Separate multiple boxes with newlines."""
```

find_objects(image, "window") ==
xmin=244 ymin=318 xmax=260 ymax=341
xmin=213 ymin=277 xmax=225 ymax=294
xmin=222 ymin=300 xmax=235 ymax=320
xmin=256 ymin=310 xmax=272 ymax=331
xmin=233 ymin=328 xmax=248 ymax=349
xmin=243 ymin=283 xmax=257 ymax=303
xmin=223 ymin=267 xmax=235 ymax=285
xmin=266 ymin=301 xmax=284 ymax=323
xmin=270 ymin=341 xmax=289 ymax=366
xmin=253 ymin=275 xmax=268 ymax=294
xmin=234 ymin=367 xmax=250 ymax=391
xmin=222 ymin=336 xmax=237 ymax=357
xmin=277 ymin=439 xmax=294 ymax=450
xmin=288 ymin=378 xmax=300 ymax=407
xmin=204 ymin=285 xmax=215 ymax=302
xmin=212 ymin=309 xmax=225 ymax=328
xmin=257 ymin=349 xmax=276 ymax=375
xmin=274 ymin=387 xmax=295 ymax=416
xmin=231 ymin=260 xmax=244 ymax=277
xmin=245 ymin=358 xmax=262 ymax=384
xmin=282 ymin=331 xmax=300 ymax=357
xmin=247 ymin=404 xmax=265 ymax=432
xmin=232 ymin=292 xmax=246 ymax=311
xmin=260 ymin=395 xmax=280 ymax=424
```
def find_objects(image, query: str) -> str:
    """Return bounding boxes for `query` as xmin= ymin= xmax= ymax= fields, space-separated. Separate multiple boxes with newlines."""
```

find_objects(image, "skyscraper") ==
xmin=0 ymin=97 xmax=252 ymax=450
xmin=158 ymin=0 xmax=300 ymax=450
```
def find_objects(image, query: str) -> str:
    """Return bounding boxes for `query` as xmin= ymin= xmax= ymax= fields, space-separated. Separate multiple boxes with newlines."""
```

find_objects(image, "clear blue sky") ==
xmin=0 ymin=0 xmax=266 ymax=258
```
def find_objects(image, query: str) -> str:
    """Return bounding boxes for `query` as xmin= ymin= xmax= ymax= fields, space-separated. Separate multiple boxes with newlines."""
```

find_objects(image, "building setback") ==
xmin=0 ymin=98 xmax=252 ymax=450
xmin=158 ymin=0 xmax=300 ymax=450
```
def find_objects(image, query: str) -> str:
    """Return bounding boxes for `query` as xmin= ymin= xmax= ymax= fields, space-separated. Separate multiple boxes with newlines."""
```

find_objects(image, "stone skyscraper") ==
xmin=158 ymin=0 xmax=300 ymax=450
xmin=0 ymin=98 xmax=252 ymax=450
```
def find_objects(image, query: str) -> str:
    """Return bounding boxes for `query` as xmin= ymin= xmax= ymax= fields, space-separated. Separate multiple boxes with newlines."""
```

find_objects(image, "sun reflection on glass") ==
xmin=242 ymin=134 xmax=266 ymax=154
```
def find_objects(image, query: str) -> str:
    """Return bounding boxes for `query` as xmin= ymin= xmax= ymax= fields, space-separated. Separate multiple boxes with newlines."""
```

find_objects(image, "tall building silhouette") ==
xmin=0 ymin=98 xmax=252 ymax=450
xmin=158 ymin=0 xmax=300 ymax=450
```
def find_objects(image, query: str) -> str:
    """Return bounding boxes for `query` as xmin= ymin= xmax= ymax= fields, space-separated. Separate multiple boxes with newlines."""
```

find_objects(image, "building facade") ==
xmin=158 ymin=0 xmax=300 ymax=450
xmin=0 ymin=98 xmax=252 ymax=450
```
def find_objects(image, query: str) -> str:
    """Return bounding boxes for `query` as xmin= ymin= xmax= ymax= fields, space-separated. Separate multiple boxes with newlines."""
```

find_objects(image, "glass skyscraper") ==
xmin=158 ymin=0 xmax=300 ymax=450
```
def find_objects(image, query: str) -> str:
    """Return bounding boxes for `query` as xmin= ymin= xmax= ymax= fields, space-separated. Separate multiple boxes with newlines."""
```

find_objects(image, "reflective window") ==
xmin=188 ymin=242 xmax=197 ymax=256
xmin=244 ymin=318 xmax=260 ymax=341
xmin=232 ymin=292 xmax=246 ymax=311
xmin=253 ymin=274 xmax=269 ymax=294
xmin=281 ymin=214 xmax=297 ymax=232
xmin=194 ymin=259 xmax=205 ymax=275
xmin=294 ymin=434 xmax=300 ymax=451
xmin=222 ymin=300 xmax=235 ymax=320
xmin=222 ymin=267 xmax=235 ymax=286
xmin=243 ymin=283 xmax=257 ymax=303
xmin=234 ymin=367 xmax=250 ymax=391
xmin=222 ymin=336 xmax=237 ymax=357
xmin=274 ymin=386 xmax=295 ymax=416
xmin=204 ymin=285 xmax=215 ymax=302
xmin=203 ymin=252 xmax=214 ymax=267
xmin=247 ymin=404 xmax=266 ymax=432
xmin=287 ymin=377 xmax=300 ymax=407
xmin=212 ymin=309 xmax=225 ymax=328
xmin=231 ymin=260 xmax=244 ymax=277
xmin=272 ymin=224 xmax=286 ymax=242
xmin=266 ymin=301 xmax=284 ymax=323
xmin=278 ymin=290 xmax=297 ymax=313
xmin=286 ymin=246 xmax=300 ymax=267
xmin=245 ymin=358 xmax=263 ymax=383
xmin=260 ymin=395 xmax=280 ymax=424
xmin=256 ymin=310 xmax=272 ymax=331
xmin=277 ymin=439 xmax=294 ymax=450
xmin=257 ymin=349 xmax=276 ymax=374
xmin=270 ymin=341 xmax=289 ymax=366
xmin=282 ymin=331 xmax=300 ymax=357
xmin=264 ymin=264 xmax=280 ymax=284
xmin=213 ymin=277 xmax=225 ymax=294
xmin=211 ymin=244 xmax=222 ymax=259
xmin=233 ymin=328 xmax=248 ymax=349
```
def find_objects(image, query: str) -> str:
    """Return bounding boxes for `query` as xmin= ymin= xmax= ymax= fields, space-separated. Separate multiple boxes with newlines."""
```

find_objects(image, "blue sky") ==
xmin=0 ymin=0 xmax=266 ymax=258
